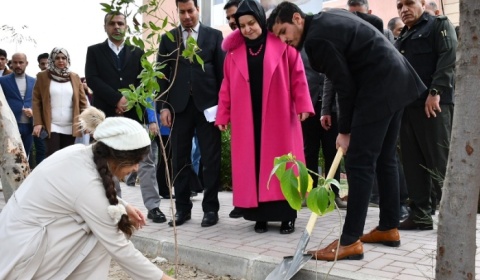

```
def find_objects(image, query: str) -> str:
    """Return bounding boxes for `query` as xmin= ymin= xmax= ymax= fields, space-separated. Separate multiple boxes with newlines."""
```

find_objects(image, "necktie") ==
xmin=185 ymin=28 xmax=192 ymax=47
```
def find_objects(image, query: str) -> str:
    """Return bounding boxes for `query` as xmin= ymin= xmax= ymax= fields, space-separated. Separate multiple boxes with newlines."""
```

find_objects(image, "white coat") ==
xmin=0 ymin=144 xmax=163 ymax=279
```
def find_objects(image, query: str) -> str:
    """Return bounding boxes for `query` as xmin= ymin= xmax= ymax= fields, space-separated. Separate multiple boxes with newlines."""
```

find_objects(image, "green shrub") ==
xmin=220 ymin=127 xmax=232 ymax=191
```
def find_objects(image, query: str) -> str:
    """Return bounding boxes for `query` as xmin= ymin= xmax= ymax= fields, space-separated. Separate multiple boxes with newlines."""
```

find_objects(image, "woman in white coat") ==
xmin=0 ymin=107 xmax=174 ymax=280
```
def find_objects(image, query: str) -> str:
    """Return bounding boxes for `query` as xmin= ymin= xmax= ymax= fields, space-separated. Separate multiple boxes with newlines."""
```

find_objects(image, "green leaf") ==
xmin=149 ymin=21 xmax=161 ymax=31
xmin=135 ymin=104 xmax=143 ymax=121
xmin=195 ymin=55 xmax=205 ymax=71
xmin=162 ymin=17 xmax=168 ymax=29
xmin=166 ymin=31 xmax=175 ymax=42
xmin=280 ymin=169 xmax=302 ymax=210
xmin=138 ymin=4 xmax=148 ymax=13
xmin=295 ymin=160 xmax=309 ymax=198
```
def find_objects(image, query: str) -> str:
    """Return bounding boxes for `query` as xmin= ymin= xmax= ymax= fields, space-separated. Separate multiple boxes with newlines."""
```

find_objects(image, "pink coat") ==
xmin=216 ymin=30 xmax=314 ymax=208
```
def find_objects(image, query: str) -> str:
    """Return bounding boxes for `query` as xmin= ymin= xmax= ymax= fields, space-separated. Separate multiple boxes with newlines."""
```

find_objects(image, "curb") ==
xmin=131 ymin=233 xmax=390 ymax=280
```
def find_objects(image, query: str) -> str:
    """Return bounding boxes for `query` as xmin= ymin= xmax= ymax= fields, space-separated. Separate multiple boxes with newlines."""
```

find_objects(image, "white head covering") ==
xmin=93 ymin=117 xmax=151 ymax=151
xmin=79 ymin=106 xmax=150 ymax=151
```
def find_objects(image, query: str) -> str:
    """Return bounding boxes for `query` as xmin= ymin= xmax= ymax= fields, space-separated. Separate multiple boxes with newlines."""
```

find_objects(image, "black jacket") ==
xmin=156 ymin=24 xmax=224 ymax=113
xmin=301 ymin=9 xmax=426 ymax=134
xmin=395 ymin=13 xmax=457 ymax=106
xmin=85 ymin=40 xmax=145 ymax=122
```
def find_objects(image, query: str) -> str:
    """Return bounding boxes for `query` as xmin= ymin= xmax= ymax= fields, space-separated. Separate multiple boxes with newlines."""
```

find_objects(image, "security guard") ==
xmin=395 ymin=0 xmax=457 ymax=230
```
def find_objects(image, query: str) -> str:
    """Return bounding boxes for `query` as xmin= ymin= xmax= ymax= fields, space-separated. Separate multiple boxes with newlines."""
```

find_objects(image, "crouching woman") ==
xmin=0 ymin=107 xmax=174 ymax=280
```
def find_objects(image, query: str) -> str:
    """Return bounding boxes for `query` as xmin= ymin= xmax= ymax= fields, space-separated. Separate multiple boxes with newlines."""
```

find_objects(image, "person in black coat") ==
xmin=85 ymin=12 xmax=166 ymax=224
xmin=157 ymin=0 xmax=225 ymax=228
xmin=267 ymin=3 xmax=426 ymax=260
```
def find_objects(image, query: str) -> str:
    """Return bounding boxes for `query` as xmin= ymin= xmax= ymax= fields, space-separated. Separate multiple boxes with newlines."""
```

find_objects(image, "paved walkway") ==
xmin=1 ymin=183 xmax=479 ymax=280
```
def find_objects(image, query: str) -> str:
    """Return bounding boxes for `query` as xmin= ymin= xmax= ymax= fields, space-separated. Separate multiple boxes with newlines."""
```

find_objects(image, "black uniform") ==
xmin=395 ymin=13 xmax=457 ymax=226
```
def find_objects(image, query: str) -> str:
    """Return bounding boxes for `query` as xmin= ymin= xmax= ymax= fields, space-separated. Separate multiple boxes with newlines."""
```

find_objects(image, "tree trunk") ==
xmin=436 ymin=1 xmax=480 ymax=279
xmin=0 ymin=86 xmax=30 ymax=202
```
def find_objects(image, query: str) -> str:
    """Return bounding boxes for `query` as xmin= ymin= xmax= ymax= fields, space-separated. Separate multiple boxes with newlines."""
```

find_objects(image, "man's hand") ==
xmin=149 ymin=123 xmax=159 ymax=136
xmin=424 ymin=95 xmax=441 ymax=118
xmin=116 ymin=96 xmax=128 ymax=115
xmin=125 ymin=204 xmax=146 ymax=229
xmin=160 ymin=109 xmax=172 ymax=127
xmin=320 ymin=115 xmax=332 ymax=130
xmin=22 ymin=107 xmax=33 ymax=118
xmin=336 ymin=133 xmax=350 ymax=154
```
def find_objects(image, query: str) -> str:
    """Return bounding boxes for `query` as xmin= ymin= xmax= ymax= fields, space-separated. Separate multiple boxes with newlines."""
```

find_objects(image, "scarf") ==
xmin=48 ymin=47 xmax=71 ymax=83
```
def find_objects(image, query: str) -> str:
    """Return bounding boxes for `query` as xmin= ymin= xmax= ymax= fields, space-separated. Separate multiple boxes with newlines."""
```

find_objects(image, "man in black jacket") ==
xmin=157 ymin=0 xmax=224 ymax=227
xmin=268 ymin=3 xmax=426 ymax=260
xmin=85 ymin=12 xmax=166 ymax=224
xmin=395 ymin=0 xmax=457 ymax=229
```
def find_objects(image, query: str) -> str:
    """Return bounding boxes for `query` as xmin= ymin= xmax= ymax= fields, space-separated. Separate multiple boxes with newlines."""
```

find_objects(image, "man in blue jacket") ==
xmin=0 ymin=53 xmax=35 ymax=158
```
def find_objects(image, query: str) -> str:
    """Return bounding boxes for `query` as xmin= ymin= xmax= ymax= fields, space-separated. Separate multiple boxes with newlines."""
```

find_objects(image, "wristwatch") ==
xmin=429 ymin=88 xmax=441 ymax=96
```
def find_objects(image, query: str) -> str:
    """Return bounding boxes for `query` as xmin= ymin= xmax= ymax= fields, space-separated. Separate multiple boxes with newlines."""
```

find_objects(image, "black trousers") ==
xmin=400 ymin=105 xmax=452 ymax=224
xmin=170 ymin=98 xmax=221 ymax=213
xmin=45 ymin=132 xmax=76 ymax=157
xmin=340 ymin=109 xmax=403 ymax=245
xmin=301 ymin=101 xmax=340 ymax=193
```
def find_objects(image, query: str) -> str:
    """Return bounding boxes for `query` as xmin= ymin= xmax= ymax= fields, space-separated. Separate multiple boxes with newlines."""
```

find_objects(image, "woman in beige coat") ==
xmin=32 ymin=47 xmax=88 ymax=157
xmin=0 ymin=107 xmax=174 ymax=280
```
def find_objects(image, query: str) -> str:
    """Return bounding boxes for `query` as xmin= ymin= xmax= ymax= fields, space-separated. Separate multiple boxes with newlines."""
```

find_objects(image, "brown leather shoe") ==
xmin=307 ymin=239 xmax=363 ymax=261
xmin=360 ymin=227 xmax=400 ymax=247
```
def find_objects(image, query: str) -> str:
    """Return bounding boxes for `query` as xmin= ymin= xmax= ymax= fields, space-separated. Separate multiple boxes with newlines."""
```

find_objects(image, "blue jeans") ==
xmin=18 ymin=123 xmax=33 ymax=158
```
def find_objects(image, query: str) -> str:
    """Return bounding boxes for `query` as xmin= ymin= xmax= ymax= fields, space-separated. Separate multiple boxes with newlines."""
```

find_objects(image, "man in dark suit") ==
xmin=85 ymin=11 xmax=166 ymax=224
xmin=0 ymin=53 xmax=35 ymax=158
xmin=268 ymin=3 xmax=426 ymax=260
xmin=157 ymin=0 xmax=224 ymax=227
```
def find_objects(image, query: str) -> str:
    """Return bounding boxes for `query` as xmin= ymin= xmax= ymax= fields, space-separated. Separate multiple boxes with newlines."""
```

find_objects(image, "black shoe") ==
xmin=168 ymin=211 xmax=191 ymax=226
xmin=229 ymin=207 xmax=244 ymax=218
xmin=399 ymin=205 xmax=410 ymax=221
xmin=280 ymin=220 xmax=295 ymax=234
xmin=398 ymin=216 xmax=433 ymax=230
xmin=201 ymin=212 xmax=219 ymax=227
xmin=254 ymin=221 xmax=268 ymax=233
xmin=147 ymin=208 xmax=166 ymax=223
xmin=160 ymin=194 xmax=175 ymax=199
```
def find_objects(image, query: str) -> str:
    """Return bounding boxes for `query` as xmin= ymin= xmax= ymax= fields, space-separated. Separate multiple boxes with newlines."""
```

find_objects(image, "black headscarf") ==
xmin=234 ymin=0 xmax=267 ymax=46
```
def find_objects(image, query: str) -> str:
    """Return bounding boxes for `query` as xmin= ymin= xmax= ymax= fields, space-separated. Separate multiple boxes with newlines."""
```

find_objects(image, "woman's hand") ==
xmin=125 ymin=205 xmax=146 ymax=229
xmin=298 ymin=112 xmax=310 ymax=121
xmin=161 ymin=273 xmax=176 ymax=280
xmin=217 ymin=124 xmax=228 ymax=131
xmin=32 ymin=125 xmax=43 ymax=137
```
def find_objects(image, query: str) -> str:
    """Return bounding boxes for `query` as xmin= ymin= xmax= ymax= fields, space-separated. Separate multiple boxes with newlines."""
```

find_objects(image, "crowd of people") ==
xmin=0 ymin=0 xmax=457 ymax=277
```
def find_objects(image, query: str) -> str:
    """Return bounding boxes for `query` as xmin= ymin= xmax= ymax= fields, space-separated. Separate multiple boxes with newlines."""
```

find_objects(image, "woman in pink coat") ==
xmin=215 ymin=0 xmax=314 ymax=234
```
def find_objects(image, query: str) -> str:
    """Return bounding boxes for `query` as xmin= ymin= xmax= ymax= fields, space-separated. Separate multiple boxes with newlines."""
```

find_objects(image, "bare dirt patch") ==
xmin=108 ymin=257 xmax=243 ymax=280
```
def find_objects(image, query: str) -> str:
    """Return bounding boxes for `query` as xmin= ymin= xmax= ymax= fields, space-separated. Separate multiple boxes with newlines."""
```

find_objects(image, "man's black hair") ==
xmin=176 ymin=0 xmax=198 ymax=8
xmin=37 ymin=53 xmax=49 ymax=63
xmin=0 ymin=49 xmax=7 ymax=58
xmin=104 ymin=11 xmax=126 ymax=24
xmin=266 ymin=1 xmax=305 ymax=32
xmin=224 ymin=0 xmax=241 ymax=10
